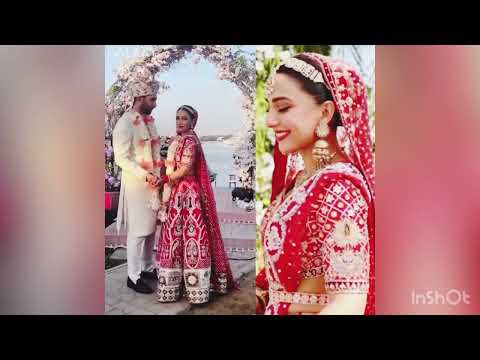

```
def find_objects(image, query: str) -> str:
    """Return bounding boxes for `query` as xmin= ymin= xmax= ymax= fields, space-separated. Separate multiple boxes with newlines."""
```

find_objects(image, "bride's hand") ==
xmin=255 ymin=288 xmax=268 ymax=315
xmin=256 ymin=296 xmax=265 ymax=315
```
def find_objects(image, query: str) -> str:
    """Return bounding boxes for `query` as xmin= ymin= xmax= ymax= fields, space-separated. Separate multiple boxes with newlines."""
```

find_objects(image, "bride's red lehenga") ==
xmin=156 ymin=132 xmax=235 ymax=304
xmin=256 ymin=53 xmax=375 ymax=315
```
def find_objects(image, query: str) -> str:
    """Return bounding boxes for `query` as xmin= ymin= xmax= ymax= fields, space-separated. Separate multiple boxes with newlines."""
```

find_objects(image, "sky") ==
xmin=105 ymin=45 xmax=255 ymax=136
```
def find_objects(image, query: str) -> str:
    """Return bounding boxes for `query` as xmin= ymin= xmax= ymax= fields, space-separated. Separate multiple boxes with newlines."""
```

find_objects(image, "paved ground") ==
xmin=105 ymin=258 xmax=254 ymax=315
xmin=105 ymin=187 xmax=255 ymax=315
xmin=186 ymin=270 xmax=255 ymax=315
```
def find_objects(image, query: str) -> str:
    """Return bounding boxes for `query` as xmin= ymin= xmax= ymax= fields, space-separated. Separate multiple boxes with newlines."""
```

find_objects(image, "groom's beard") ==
xmin=139 ymin=101 xmax=155 ymax=115
xmin=140 ymin=105 xmax=154 ymax=115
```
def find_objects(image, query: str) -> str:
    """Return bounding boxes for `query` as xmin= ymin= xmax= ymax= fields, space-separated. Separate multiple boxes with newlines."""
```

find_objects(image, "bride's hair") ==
xmin=177 ymin=105 xmax=197 ymax=120
xmin=277 ymin=54 xmax=342 ymax=131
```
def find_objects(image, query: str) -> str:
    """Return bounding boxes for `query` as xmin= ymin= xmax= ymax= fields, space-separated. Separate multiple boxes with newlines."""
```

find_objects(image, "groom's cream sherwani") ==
xmin=113 ymin=109 xmax=163 ymax=283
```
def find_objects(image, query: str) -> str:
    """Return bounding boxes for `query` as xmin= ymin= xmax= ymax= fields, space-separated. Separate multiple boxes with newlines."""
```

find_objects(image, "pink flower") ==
xmin=143 ymin=115 xmax=154 ymax=124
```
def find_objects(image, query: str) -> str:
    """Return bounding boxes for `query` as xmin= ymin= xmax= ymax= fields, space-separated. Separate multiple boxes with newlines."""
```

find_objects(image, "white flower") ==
xmin=116 ymin=64 xmax=132 ymax=81
xmin=133 ymin=66 xmax=153 ymax=83
xmin=152 ymin=52 xmax=170 ymax=66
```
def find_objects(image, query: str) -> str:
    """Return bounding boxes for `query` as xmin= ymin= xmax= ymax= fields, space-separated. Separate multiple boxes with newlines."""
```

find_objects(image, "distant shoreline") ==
xmin=200 ymin=135 xmax=233 ymax=142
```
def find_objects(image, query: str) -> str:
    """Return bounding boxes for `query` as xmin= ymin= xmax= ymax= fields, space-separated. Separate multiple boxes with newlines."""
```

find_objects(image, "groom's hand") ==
xmin=146 ymin=174 xmax=160 ymax=188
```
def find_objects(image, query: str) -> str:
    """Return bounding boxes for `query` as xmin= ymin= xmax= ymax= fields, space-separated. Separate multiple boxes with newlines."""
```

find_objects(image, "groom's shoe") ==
xmin=140 ymin=269 xmax=158 ymax=281
xmin=127 ymin=277 xmax=153 ymax=294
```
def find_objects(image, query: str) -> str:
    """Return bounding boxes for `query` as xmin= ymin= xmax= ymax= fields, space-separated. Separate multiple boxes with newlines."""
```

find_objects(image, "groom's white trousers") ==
xmin=127 ymin=231 xmax=155 ymax=283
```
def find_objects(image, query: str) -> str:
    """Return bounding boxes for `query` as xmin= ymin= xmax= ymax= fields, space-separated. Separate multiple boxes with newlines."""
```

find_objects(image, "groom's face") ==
xmin=140 ymin=95 xmax=157 ymax=115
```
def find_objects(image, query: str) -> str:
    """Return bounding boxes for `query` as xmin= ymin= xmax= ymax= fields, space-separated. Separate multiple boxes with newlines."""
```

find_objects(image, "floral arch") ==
xmin=105 ymin=45 xmax=256 ymax=192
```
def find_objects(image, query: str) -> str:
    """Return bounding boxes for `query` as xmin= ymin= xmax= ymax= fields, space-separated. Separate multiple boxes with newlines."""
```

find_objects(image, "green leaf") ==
xmin=107 ymin=84 xmax=121 ymax=97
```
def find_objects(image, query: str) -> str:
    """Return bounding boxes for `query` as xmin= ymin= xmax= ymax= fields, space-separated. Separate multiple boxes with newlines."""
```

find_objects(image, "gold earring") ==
xmin=312 ymin=121 xmax=335 ymax=169
xmin=315 ymin=120 xmax=330 ymax=138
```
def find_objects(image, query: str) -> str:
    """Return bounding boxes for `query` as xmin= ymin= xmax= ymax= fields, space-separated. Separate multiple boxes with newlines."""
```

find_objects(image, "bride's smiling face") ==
xmin=176 ymin=110 xmax=192 ymax=134
xmin=266 ymin=73 xmax=322 ymax=155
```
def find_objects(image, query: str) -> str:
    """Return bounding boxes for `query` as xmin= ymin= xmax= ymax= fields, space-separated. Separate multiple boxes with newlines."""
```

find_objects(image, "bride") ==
xmin=256 ymin=54 xmax=375 ymax=315
xmin=155 ymin=105 xmax=235 ymax=304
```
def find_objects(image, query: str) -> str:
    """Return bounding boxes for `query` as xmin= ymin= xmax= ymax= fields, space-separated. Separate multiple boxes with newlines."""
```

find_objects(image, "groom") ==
xmin=113 ymin=79 xmax=164 ymax=294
